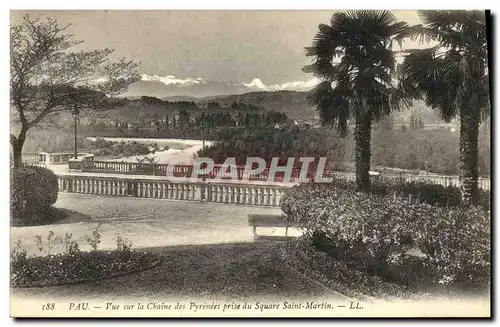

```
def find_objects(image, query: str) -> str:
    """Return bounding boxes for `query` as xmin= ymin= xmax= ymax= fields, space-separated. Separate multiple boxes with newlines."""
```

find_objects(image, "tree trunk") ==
xmin=459 ymin=107 xmax=480 ymax=206
xmin=354 ymin=111 xmax=372 ymax=192
xmin=10 ymin=128 xmax=27 ymax=168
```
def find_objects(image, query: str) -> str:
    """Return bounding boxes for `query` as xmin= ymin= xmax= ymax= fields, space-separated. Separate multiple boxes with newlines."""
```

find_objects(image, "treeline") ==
xmin=197 ymin=126 xmax=490 ymax=176
xmin=138 ymin=96 xmax=261 ymax=112
xmin=78 ymin=110 xmax=290 ymax=139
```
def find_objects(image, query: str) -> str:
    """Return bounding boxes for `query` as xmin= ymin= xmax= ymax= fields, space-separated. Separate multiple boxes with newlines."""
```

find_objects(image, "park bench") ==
xmin=247 ymin=214 xmax=297 ymax=241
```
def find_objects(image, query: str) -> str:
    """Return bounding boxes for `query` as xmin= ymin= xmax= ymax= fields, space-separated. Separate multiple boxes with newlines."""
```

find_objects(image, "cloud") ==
xmin=141 ymin=74 xmax=205 ymax=86
xmin=243 ymin=78 xmax=266 ymax=90
xmin=139 ymin=74 xmax=320 ymax=93
xmin=244 ymin=77 xmax=320 ymax=92
xmin=276 ymin=78 xmax=320 ymax=91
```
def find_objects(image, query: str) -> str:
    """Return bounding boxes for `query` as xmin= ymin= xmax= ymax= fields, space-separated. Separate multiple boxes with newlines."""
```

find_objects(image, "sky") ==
xmin=10 ymin=10 xmax=425 ymax=89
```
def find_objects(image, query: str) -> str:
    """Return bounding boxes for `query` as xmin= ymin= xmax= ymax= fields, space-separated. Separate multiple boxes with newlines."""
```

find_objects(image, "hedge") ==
xmin=330 ymin=177 xmax=491 ymax=211
xmin=281 ymin=183 xmax=490 ymax=287
xmin=11 ymin=166 xmax=59 ymax=226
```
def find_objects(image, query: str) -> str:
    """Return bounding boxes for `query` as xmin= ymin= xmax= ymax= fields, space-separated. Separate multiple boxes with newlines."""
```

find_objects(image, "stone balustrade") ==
xmin=39 ymin=152 xmax=94 ymax=165
xmin=57 ymin=175 xmax=290 ymax=207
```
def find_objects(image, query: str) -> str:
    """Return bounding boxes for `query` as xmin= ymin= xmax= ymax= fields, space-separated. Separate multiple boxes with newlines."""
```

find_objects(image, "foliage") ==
xmin=84 ymin=228 xmax=102 ymax=252
xmin=283 ymin=237 xmax=411 ymax=299
xmin=414 ymin=205 xmax=490 ymax=286
xmin=394 ymin=181 xmax=490 ymax=211
xmin=116 ymin=235 xmax=133 ymax=254
xmin=400 ymin=10 xmax=489 ymax=122
xmin=198 ymin=125 xmax=340 ymax=166
xmin=10 ymin=165 xmax=59 ymax=226
xmin=83 ymin=137 xmax=151 ymax=158
xmin=34 ymin=231 xmax=63 ymax=256
xmin=11 ymin=240 xmax=28 ymax=275
xmin=11 ymin=231 xmax=158 ymax=288
xmin=281 ymin=182 xmax=490 ymax=287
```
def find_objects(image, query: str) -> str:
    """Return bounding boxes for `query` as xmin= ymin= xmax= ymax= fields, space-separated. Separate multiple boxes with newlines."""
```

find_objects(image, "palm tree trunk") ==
xmin=354 ymin=111 xmax=372 ymax=192
xmin=459 ymin=107 xmax=480 ymax=206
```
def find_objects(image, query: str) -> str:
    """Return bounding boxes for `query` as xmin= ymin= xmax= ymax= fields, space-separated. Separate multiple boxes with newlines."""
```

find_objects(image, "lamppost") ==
xmin=199 ymin=103 xmax=207 ymax=150
xmin=201 ymin=118 xmax=206 ymax=151
xmin=71 ymin=105 xmax=80 ymax=159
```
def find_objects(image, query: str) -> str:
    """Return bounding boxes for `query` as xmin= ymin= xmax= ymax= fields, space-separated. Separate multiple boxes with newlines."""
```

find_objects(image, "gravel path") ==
xmin=10 ymin=193 xmax=301 ymax=257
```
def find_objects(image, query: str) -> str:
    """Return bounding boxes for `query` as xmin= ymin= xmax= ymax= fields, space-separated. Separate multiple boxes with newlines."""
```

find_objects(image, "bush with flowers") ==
xmin=10 ymin=230 xmax=159 ymax=288
xmin=281 ymin=182 xmax=490 ymax=289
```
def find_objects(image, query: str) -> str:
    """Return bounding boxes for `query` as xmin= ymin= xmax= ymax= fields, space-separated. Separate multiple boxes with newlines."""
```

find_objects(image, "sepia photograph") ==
xmin=8 ymin=7 xmax=491 ymax=318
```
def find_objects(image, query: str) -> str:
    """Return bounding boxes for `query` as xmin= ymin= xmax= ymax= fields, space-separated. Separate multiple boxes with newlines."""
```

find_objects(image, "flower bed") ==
xmin=11 ymin=230 xmax=160 ymax=288
xmin=11 ymin=250 xmax=160 ymax=288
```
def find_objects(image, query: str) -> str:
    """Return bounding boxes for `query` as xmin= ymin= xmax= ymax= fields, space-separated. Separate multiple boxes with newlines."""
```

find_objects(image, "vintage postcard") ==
xmin=9 ymin=9 xmax=491 ymax=318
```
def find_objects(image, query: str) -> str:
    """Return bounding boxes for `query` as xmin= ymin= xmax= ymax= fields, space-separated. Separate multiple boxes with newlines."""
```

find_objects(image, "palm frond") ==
xmin=304 ymin=10 xmax=412 ymax=134
xmin=401 ymin=10 xmax=489 ymax=122
xmin=307 ymin=81 xmax=353 ymax=137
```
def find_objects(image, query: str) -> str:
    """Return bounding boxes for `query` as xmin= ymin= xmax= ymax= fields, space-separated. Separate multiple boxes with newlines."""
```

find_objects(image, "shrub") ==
xmin=396 ymin=181 xmax=490 ymax=211
xmin=283 ymin=184 xmax=419 ymax=273
xmin=413 ymin=205 xmax=490 ymax=287
xmin=84 ymin=138 xmax=150 ymax=158
xmin=11 ymin=240 xmax=27 ymax=275
xmin=326 ymin=177 xmax=491 ymax=210
xmin=281 ymin=182 xmax=491 ymax=287
xmin=84 ymin=229 xmax=102 ymax=252
xmin=10 ymin=166 xmax=59 ymax=226
xmin=116 ymin=235 xmax=133 ymax=253
xmin=283 ymin=237 xmax=411 ymax=299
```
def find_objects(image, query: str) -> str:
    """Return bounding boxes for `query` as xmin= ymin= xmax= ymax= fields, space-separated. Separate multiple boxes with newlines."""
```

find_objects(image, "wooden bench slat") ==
xmin=255 ymin=235 xmax=296 ymax=242
xmin=248 ymin=214 xmax=298 ymax=241
xmin=249 ymin=220 xmax=290 ymax=227
xmin=248 ymin=214 xmax=288 ymax=225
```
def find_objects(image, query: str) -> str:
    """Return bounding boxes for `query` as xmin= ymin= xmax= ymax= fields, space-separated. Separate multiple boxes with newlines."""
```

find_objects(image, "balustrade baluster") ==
xmin=206 ymin=185 xmax=211 ymax=201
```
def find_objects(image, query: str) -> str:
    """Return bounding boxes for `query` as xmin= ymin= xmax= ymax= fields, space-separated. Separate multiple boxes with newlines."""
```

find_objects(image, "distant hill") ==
xmin=206 ymin=91 xmax=317 ymax=120
xmin=101 ymin=92 xmax=449 ymax=127
xmin=105 ymin=91 xmax=317 ymax=121
xmin=161 ymin=95 xmax=202 ymax=102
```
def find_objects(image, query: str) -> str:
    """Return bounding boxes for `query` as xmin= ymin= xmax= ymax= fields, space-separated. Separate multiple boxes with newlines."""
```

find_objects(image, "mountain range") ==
xmin=116 ymin=73 xmax=444 ymax=125
xmin=122 ymin=74 xmax=319 ymax=99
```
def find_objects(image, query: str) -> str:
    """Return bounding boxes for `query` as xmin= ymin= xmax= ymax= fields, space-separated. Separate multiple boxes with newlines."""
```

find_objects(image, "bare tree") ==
xmin=10 ymin=15 xmax=139 ymax=167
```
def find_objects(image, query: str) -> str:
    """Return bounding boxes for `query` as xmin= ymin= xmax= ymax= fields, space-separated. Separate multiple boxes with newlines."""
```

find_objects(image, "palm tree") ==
xmin=400 ymin=10 xmax=490 ymax=205
xmin=304 ymin=10 xmax=411 ymax=191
